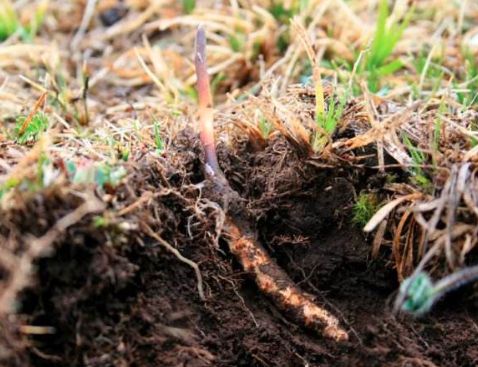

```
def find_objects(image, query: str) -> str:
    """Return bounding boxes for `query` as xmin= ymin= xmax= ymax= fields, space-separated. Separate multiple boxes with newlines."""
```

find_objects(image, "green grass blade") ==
xmin=368 ymin=0 xmax=389 ymax=70
xmin=375 ymin=59 xmax=404 ymax=77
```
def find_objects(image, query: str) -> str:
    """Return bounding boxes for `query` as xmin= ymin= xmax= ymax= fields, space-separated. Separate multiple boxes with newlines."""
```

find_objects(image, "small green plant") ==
xmin=396 ymin=265 xmax=478 ymax=316
xmin=211 ymin=73 xmax=226 ymax=96
xmin=14 ymin=111 xmax=49 ymax=145
xmin=72 ymin=62 xmax=90 ymax=125
xmin=259 ymin=114 xmax=273 ymax=139
xmin=227 ymin=30 xmax=246 ymax=52
xmin=93 ymin=215 xmax=108 ymax=228
xmin=67 ymin=161 xmax=127 ymax=189
xmin=120 ymin=148 xmax=130 ymax=162
xmin=363 ymin=0 xmax=414 ymax=92
xmin=183 ymin=86 xmax=198 ymax=101
xmin=0 ymin=153 xmax=54 ymax=201
xmin=269 ymin=2 xmax=296 ymax=24
xmin=414 ymin=47 xmax=444 ymax=80
xmin=470 ymin=120 xmax=478 ymax=148
xmin=352 ymin=192 xmax=381 ymax=227
xmin=0 ymin=0 xmax=49 ymax=41
xmin=153 ymin=119 xmax=163 ymax=153
xmin=0 ymin=154 xmax=126 ymax=203
xmin=0 ymin=177 xmax=20 ymax=201
xmin=402 ymin=133 xmax=432 ymax=191
xmin=181 ymin=0 xmax=195 ymax=14
xmin=432 ymin=100 xmax=446 ymax=154
xmin=313 ymin=92 xmax=347 ymax=152
xmin=269 ymin=0 xmax=309 ymax=23
xmin=0 ymin=0 xmax=18 ymax=39
xmin=456 ymin=49 xmax=478 ymax=109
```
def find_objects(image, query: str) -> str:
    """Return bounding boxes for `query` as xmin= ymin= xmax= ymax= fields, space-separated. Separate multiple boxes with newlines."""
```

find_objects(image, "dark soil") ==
xmin=1 ymin=132 xmax=478 ymax=367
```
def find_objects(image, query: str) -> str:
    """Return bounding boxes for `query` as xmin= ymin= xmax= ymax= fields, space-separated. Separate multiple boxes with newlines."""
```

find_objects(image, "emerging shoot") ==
xmin=194 ymin=26 xmax=221 ymax=176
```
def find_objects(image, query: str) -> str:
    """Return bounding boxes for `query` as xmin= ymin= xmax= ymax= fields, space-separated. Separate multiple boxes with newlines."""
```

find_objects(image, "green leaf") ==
xmin=228 ymin=34 xmax=242 ymax=52
xmin=181 ymin=0 xmax=195 ymax=14
xmin=375 ymin=59 xmax=404 ymax=76
xmin=153 ymin=119 xmax=163 ymax=152
xmin=14 ymin=112 xmax=49 ymax=145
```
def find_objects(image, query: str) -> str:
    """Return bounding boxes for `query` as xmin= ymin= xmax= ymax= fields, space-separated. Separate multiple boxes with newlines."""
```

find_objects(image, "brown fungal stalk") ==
xmin=194 ymin=26 xmax=348 ymax=342
xmin=195 ymin=26 xmax=221 ymax=176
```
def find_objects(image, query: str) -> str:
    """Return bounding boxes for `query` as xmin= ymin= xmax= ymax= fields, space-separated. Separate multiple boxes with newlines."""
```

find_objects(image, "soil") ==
xmin=1 ymin=133 xmax=478 ymax=367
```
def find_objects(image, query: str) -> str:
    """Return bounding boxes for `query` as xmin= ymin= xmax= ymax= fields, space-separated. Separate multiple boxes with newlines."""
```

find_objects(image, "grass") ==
xmin=0 ymin=0 xmax=49 ymax=41
xmin=362 ymin=0 xmax=414 ymax=92
xmin=259 ymin=114 xmax=273 ymax=139
xmin=0 ymin=151 xmax=51 ymax=200
xmin=14 ymin=111 xmax=49 ymax=145
xmin=352 ymin=192 xmax=381 ymax=228
xmin=153 ymin=117 xmax=163 ymax=153
xmin=456 ymin=49 xmax=478 ymax=108
xmin=181 ymin=0 xmax=196 ymax=15
xmin=401 ymin=132 xmax=432 ymax=192
xmin=66 ymin=160 xmax=127 ymax=189
xmin=313 ymin=92 xmax=347 ymax=152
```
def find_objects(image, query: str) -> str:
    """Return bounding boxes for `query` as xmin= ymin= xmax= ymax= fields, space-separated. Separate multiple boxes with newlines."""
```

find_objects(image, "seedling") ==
xmin=181 ymin=0 xmax=195 ymax=14
xmin=414 ymin=47 xmax=444 ymax=80
xmin=269 ymin=2 xmax=298 ymax=24
xmin=352 ymin=192 xmax=381 ymax=228
xmin=259 ymin=114 xmax=273 ymax=139
xmin=0 ymin=0 xmax=18 ymax=39
xmin=0 ymin=177 xmax=20 ymax=200
xmin=14 ymin=111 xmax=49 ymax=145
xmin=0 ymin=0 xmax=49 ymax=41
xmin=291 ymin=18 xmax=338 ymax=153
xmin=313 ymin=92 xmax=347 ymax=152
xmin=363 ymin=0 xmax=414 ymax=92
xmin=153 ymin=118 xmax=163 ymax=153
xmin=457 ymin=49 xmax=478 ymax=109
xmin=93 ymin=216 xmax=108 ymax=228
xmin=210 ymin=73 xmax=226 ymax=96
xmin=67 ymin=161 xmax=126 ymax=189
xmin=78 ymin=62 xmax=90 ymax=125
xmin=227 ymin=29 xmax=246 ymax=52
xmin=0 ymin=153 xmax=56 ymax=201
xmin=402 ymin=132 xmax=432 ymax=191
xmin=396 ymin=265 xmax=478 ymax=316
xmin=432 ymin=101 xmax=445 ymax=153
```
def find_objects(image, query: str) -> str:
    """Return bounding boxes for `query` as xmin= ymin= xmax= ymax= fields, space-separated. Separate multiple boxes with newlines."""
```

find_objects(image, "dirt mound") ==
xmin=0 ymin=133 xmax=475 ymax=367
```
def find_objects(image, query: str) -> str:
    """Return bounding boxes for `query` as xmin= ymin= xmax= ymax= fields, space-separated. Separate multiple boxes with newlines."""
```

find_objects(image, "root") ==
xmin=143 ymin=224 xmax=205 ymax=300
xmin=205 ymin=174 xmax=348 ymax=341
xmin=194 ymin=27 xmax=348 ymax=341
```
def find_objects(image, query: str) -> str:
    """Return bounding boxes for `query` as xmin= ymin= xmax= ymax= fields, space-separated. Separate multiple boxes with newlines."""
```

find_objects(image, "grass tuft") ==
xmin=14 ymin=112 xmax=49 ymax=145
xmin=363 ymin=0 xmax=414 ymax=92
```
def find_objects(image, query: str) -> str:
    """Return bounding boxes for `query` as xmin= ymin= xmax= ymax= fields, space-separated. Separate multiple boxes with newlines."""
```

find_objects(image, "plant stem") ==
xmin=432 ymin=265 xmax=478 ymax=300
xmin=194 ymin=26 xmax=220 ymax=175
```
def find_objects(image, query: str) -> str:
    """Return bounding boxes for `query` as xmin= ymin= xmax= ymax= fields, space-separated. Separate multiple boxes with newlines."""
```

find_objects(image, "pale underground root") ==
xmin=224 ymin=216 xmax=349 ymax=341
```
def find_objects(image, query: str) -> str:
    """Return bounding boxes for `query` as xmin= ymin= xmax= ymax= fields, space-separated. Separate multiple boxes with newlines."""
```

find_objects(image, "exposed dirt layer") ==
xmin=0 ymin=135 xmax=477 ymax=367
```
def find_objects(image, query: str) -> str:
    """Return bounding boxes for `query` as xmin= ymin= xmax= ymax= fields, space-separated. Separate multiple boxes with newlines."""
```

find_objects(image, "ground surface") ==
xmin=1 ymin=0 xmax=478 ymax=366
xmin=1 ymin=135 xmax=476 ymax=367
